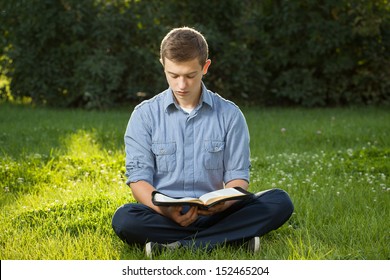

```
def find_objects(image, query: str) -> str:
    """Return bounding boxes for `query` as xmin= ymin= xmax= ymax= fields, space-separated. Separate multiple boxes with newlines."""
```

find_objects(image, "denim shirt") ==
xmin=124 ymin=82 xmax=250 ymax=198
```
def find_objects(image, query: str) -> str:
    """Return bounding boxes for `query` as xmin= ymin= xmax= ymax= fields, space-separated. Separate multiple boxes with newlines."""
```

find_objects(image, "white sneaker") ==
xmin=248 ymin=236 xmax=260 ymax=254
xmin=145 ymin=241 xmax=181 ymax=259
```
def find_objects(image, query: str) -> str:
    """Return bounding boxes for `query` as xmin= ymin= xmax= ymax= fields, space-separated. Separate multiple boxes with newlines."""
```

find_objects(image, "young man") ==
xmin=112 ymin=27 xmax=294 ymax=258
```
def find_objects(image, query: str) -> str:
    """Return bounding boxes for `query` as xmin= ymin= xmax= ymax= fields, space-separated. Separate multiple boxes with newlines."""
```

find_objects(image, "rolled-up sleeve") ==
xmin=124 ymin=107 xmax=155 ymax=185
xmin=223 ymin=109 xmax=251 ymax=183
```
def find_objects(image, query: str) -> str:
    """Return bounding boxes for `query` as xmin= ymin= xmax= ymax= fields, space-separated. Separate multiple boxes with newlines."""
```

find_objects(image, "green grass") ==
xmin=0 ymin=103 xmax=389 ymax=260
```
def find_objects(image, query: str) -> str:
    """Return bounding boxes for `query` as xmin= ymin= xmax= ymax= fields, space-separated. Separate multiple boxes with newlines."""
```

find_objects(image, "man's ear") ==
xmin=202 ymin=59 xmax=211 ymax=75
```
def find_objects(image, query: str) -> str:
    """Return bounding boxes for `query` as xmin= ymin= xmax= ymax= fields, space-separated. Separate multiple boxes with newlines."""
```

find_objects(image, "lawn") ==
xmin=0 ymin=103 xmax=389 ymax=259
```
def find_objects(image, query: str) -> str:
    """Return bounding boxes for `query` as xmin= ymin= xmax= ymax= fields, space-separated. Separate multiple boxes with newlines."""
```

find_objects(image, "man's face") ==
xmin=163 ymin=57 xmax=211 ymax=106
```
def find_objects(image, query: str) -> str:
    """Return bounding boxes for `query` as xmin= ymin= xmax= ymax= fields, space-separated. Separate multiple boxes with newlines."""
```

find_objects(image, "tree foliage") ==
xmin=0 ymin=0 xmax=389 ymax=108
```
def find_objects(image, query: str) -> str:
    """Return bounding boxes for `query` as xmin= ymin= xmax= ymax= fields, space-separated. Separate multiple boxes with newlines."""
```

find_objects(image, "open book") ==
xmin=151 ymin=186 xmax=254 ymax=209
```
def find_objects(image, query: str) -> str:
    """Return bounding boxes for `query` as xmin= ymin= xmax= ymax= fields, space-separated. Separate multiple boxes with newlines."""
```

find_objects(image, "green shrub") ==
xmin=0 ymin=0 xmax=165 ymax=108
xmin=1 ymin=0 xmax=389 ymax=108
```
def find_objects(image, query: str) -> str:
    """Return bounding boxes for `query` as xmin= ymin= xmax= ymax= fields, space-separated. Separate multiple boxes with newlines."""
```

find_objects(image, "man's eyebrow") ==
xmin=167 ymin=71 xmax=198 ymax=76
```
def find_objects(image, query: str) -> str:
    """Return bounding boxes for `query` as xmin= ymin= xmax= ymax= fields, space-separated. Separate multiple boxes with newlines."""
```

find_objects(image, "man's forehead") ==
xmin=164 ymin=58 xmax=202 ymax=74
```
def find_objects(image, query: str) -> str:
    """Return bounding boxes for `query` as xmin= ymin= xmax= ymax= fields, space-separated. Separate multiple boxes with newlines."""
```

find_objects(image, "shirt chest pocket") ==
xmin=204 ymin=140 xmax=225 ymax=170
xmin=152 ymin=143 xmax=177 ymax=173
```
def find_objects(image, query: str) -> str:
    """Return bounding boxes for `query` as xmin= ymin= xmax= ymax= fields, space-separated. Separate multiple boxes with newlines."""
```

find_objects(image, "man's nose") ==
xmin=178 ymin=77 xmax=187 ymax=89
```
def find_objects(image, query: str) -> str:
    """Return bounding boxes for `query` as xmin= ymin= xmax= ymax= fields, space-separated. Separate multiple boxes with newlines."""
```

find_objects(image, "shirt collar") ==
xmin=164 ymin=82 xmax=213 ymax=113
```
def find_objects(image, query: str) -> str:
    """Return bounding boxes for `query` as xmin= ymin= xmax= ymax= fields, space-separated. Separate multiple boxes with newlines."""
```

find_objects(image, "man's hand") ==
xmin=130 ymin=181 xmax=199 ymax=227
xmin=159 ymin=205 xmax=199 ymax=227
xmin=197 ymin=200 xmax=236 ymax=216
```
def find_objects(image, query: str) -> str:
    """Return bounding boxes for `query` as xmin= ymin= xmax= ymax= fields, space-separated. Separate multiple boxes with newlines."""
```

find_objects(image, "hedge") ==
xmin=1 ymin=0 xmax=389 ymax=108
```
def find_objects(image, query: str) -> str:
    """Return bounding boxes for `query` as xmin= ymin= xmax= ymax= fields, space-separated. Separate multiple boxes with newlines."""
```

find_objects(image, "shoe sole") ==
xmin=254 ymin=237 xmax=260 ymax=252
xmin=251 ymin=237 xmax=260 ymax=253
xmin=145 ymin=242 xmax=153 ymax=258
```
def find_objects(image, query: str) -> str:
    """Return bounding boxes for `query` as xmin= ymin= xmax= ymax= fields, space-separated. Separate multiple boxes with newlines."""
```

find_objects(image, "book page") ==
xmin=153 ymin=193 xmax=202 ymax=204
xmin=199 ymin=188 xmax=245 ymax=204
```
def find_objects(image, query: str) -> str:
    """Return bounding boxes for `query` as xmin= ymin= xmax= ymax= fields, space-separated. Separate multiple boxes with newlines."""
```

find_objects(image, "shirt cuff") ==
xmin=224 ymin=169 xmax=250 ymax=184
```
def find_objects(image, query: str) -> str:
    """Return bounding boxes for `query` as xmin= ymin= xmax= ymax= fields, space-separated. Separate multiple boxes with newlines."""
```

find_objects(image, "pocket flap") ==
xmin=152 ymin=143 xmax=176 ymax=155
xmin=204 ymin=140 xmax=225 ymax=153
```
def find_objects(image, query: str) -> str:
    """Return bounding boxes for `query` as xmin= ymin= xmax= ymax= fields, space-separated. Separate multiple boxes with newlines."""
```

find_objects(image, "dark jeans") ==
xmin=112 ymin=188 xmax=294 ymax=250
